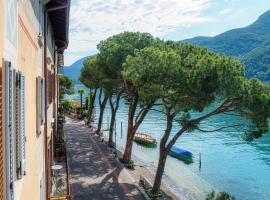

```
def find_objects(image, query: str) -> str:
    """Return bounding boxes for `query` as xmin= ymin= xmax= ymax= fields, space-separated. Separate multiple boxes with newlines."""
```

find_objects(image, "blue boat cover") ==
xmin=170 ymin=146 xmax=193 ymax=157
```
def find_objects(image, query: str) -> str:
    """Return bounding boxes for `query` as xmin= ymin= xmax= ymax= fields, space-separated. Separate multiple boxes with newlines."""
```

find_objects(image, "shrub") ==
xmin=60 ymin=99 xmax=79 ymax=113
xmin=80 ymin=110 xmax=88 ymax=119
xmin=206 ymin=191 xmax=235 ymax=200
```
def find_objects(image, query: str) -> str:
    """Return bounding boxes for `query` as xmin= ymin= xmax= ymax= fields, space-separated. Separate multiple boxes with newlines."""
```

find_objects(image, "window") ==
xmin=3 ymin=62 xmax=26 ymax=187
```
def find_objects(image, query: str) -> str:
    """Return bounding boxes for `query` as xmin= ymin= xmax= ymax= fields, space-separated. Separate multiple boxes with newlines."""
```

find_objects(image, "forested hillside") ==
xmin=185 ymin=10 xmax=270 ymax=81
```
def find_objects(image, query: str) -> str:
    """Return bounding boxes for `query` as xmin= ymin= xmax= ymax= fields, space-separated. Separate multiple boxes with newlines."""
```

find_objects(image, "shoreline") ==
xmin=99 ymin=129 xmax=204 ymax=200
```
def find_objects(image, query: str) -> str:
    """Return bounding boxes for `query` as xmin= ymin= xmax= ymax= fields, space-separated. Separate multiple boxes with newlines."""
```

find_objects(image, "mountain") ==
xmin=63 ymin=57 xmax=88 ymax=82
xmin=185 ymin=10 xmax=270 ymax=81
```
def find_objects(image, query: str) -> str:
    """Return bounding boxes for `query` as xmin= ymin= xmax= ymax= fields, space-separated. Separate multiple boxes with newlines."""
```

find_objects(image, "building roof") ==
xmin=46 ymin=0 xmax=71 ymax=53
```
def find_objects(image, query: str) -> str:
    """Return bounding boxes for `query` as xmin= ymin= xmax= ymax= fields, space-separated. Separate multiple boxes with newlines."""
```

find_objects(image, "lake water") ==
xmin=68 ymin=85 xmax=270 ymax=200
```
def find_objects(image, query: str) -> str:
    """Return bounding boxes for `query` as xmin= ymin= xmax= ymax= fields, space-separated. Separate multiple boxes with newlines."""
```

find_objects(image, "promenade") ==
xmin=64 ymin=117 xmax=145 ymax=200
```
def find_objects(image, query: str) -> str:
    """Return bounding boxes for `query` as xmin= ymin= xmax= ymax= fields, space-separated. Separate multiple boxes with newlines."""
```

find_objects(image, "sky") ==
xmin=64 ymin=0 xmax=270 ymax=66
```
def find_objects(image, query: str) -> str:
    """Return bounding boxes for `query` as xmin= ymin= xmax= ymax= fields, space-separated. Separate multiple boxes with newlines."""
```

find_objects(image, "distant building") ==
xmin=0 ymin=0 xmax=70 ymax=200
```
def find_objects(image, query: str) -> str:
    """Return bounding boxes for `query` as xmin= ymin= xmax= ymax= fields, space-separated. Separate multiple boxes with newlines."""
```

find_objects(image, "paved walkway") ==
xmin=64 ymin=117 xmax=145 ymax=200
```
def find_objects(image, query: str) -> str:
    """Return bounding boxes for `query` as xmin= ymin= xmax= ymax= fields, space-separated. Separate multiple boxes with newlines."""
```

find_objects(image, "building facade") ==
xmin=0 ymin=0 xmax=70 ymax=200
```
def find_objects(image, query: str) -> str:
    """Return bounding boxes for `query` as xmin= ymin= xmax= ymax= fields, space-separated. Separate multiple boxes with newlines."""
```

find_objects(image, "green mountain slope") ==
xmin=63 ymin=56 xmax=88 ymax=82
xmin=242 ymin=45 xmax=270 ymax=81
xmin=185 ymin=10 xmax=270 ymax=81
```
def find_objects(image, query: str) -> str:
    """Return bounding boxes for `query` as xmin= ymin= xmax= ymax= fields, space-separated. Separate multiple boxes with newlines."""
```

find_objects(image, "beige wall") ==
xmin=1 ymin=0 xmax=61 ymax=199
xmin=15 ymin=2 xmax=45 ymax=200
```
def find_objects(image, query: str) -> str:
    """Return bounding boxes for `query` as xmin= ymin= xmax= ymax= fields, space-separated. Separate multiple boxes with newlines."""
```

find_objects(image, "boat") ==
xmin=169 ymin=146 xmax=193 ymax=164
xmin=133 ymin=133 xmax=157 ymax=148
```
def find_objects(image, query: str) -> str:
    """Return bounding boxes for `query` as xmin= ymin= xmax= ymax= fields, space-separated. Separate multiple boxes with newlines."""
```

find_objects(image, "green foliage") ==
xmin=80 ymin=110 xmax=88 ymax=119
xmin=79 ymin=55 xmax=105 ymax=89
xmin=97 ymin=31 xmax=155 ymax=79
xmin=122 ymin=47 xmax=183 ymax=105
xmin=146 ymin=190 xmax=163 ymax=198
xmin=59 ymin=75 xmax=74 ymax=100
xmin=123 ymin=39 xmax=270 ymax=139
xmin=78 ymin=88 xmax=85 ymax=94
xmin=60 ymin=99 xmax=79 ymax=113
xmin=97 ymin=32 xmax=156 ymax=97
xmin=205 ymin=191 xmax=235 ymax=200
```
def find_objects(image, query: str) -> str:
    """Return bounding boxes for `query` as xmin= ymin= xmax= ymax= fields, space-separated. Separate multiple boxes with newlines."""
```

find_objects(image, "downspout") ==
xmin=44 ymin=4 xmax=68 ymax=200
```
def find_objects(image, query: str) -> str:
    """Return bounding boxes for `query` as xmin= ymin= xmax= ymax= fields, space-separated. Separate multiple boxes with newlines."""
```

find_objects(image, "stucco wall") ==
xmin=2 ymin=0 xmax=61 ymax=199
xmin=15 ymin=2 xmax=45 ymax=200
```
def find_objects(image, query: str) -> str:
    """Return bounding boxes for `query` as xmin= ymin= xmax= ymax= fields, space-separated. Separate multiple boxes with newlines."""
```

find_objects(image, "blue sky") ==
xmin=65 ymin=0 xmax=270 ymax=66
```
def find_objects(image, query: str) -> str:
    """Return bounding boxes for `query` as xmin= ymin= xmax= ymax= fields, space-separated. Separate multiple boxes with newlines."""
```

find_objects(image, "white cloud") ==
xmin=65 ymin=0 xmax=215 ymax=65
xmin=208 ymin=31 xmax=217 ymax=36
xmin=219 ymin=8 xmax=233 ymax=15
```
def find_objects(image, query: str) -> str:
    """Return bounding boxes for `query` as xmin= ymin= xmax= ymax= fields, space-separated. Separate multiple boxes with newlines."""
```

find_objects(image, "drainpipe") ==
xmin=44 ymin=3 xmax=68 ymax=200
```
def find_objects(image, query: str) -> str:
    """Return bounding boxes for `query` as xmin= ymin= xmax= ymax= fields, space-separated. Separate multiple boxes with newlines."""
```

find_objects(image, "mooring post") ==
xmin=199 ymin=153 xmax=202 ymax=171
xmin=114 ymin=120 xmax=117 ymax=157
xmin=121 ymin=121 xmax=123 ymax=138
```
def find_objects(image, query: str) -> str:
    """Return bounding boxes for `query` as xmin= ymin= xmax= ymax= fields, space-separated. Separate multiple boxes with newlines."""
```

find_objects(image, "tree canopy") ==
xmin=59 ymin=75 xmax=74 ymax=100
xmin=122 ymin=39 xmax=270 ymax=194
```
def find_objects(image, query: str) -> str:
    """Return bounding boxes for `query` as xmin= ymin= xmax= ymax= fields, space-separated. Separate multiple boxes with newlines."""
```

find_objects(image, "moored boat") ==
xmin=169 ymin=146 xmax=193 ymax=164
xmin=133 ymin=133 xmax=157 ymax=148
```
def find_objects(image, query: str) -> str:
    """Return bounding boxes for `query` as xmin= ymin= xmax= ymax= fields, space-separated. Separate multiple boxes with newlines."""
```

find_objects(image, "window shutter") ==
xmin=17 ymin=72 xmax=26 ymax=178
xmin=4 ymin=61 xmax=15 ymax=200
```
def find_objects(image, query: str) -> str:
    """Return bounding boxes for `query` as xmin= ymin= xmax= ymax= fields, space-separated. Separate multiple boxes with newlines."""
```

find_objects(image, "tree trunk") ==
xmin=108 ymin=90 xmax=123 ymax=147
xmin=151 ymin=114 xmax=173 ymax=194
xmin=96 ymin=90 xmax=108 ymax=134
xmin=122 ymin=127 xmax=136 ymax=163
xmin=122 ymin=94 xmax=139 ymax=163
xmin=85 ymin=97 xmax=89 ymax=110
xmin=108 ymin=99 xmax=116 ymax=146
xmin=122 ymin=95 xmax=155 ymax=163
xmin=97 ymin=105 xmax=105 ymax=134
xmin=87 ymin=88 xmax=97 ymax=124
xmin=108 ymin=111 xmax=115 ymax=146
xmin=151 ymin=149 xmax=168 ymax=194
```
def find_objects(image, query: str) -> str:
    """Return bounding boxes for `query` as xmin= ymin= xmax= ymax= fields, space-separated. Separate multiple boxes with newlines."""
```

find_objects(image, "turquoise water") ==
xmin=69 ymin=85 xmax=270 ymax=200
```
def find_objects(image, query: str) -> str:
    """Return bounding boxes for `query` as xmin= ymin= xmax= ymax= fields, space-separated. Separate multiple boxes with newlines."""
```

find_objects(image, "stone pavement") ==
xmin=64 ymin=117 xmax=145 ymax=200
